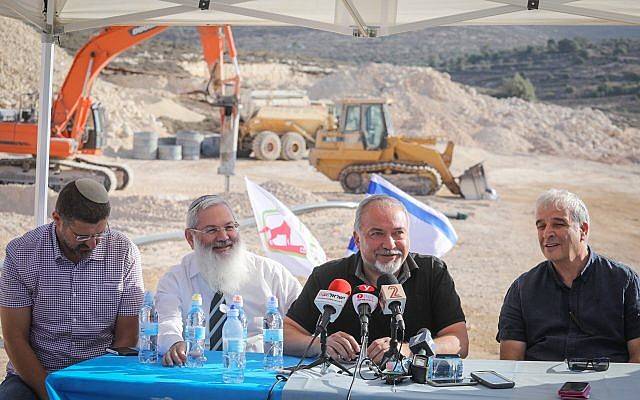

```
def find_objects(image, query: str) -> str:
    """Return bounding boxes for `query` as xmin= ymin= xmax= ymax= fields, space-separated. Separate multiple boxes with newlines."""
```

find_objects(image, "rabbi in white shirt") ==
xmin=156 ymin=194 xmax=302 ymax=366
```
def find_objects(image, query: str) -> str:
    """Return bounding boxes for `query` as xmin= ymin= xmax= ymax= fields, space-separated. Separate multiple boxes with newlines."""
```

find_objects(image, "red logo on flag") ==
xmin=259 ymin=221 xmax=307 ymax=255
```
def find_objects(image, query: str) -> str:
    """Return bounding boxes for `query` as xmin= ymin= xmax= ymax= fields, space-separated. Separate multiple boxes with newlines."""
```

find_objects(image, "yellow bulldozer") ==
xmin=309 ymin=98 xmax=493 ymax=199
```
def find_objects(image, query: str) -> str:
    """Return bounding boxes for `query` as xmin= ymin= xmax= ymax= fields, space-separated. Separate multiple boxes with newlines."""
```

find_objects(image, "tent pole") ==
xmin=34 ymin=1 xmax=55 ymax=227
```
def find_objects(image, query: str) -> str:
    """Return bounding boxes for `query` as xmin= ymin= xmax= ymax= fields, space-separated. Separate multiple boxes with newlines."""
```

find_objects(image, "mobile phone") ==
xmin=426 ymin=378 xmax=479 ymax=387
xmin=106 ymin=346 xmax=138 ymax=356
xmin=558 ymin=382 xmax=591 ymax=398
xmin=470 ymin=370 xmax=515 ymax=389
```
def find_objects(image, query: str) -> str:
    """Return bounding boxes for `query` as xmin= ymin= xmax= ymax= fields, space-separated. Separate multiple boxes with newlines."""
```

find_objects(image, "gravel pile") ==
xmin=308 ymin=63 xmax=640 ymax=164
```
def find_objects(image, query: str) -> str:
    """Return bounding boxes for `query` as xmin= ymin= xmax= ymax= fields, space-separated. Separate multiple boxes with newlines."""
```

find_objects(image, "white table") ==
xmin=282 ymin=359 xmax=640 ymax=399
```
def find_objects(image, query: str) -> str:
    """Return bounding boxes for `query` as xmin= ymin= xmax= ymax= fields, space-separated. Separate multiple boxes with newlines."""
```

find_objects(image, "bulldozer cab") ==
xmin=339 ymin=99 xmax=392 ymax=150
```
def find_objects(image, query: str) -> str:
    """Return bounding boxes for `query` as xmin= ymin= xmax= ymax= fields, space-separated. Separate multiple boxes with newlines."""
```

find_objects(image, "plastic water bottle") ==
xmin=185 ymin=293 xmax=206 ymax=368
xmin=223 ymin=305 xmax=246 ymax=383
xmin=263 ymin=296 xmax=284 ymax=371
xmin=232 ymin=295 xmax=248 ymax=339
xmin=138 ymin=291 xmax=158 ymax=364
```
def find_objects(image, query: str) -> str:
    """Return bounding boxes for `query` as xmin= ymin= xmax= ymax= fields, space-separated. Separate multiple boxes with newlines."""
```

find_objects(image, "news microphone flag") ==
xmin=347 ymin=174 xmax=458 ymax=257
xmin=245 ymin=177 xmax=326 ymax=277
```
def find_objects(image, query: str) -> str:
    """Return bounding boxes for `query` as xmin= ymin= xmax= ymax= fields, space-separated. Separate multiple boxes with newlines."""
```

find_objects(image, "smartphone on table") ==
xmin=470 ymin=370 xmax=515 ymax=389
xmin=426 ymin=378 xmax=479 ymax=387
xmin=558 ymin=382 xmax=591 ymax=399
xmin=106 ymin=346 xmax=139 ymax=356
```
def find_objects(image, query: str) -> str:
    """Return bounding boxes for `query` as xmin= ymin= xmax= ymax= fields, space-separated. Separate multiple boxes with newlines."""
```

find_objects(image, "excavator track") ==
xmin=338 ymin=162 xmax=442 ymax=195
xmin=74 ymin=156 xmax=133 ymax=190
xmin=0 ymin=157 xmax=118 ymax=193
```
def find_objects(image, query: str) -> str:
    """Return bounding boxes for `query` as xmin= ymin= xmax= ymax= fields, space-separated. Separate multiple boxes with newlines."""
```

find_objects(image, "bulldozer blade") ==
xmin=457 ymin=162 xmax=497 ymax=200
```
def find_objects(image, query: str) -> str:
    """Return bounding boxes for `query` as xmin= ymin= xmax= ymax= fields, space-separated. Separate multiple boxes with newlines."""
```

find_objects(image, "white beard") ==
xmin=368 ymin=259 xmax=402 ymax=276
xmin=193 ymin=237 xmax=249 ymax=295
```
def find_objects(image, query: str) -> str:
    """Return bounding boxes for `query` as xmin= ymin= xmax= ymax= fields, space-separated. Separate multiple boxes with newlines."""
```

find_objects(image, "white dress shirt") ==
xmin=156 ymin=251 xmax=302 ymax=354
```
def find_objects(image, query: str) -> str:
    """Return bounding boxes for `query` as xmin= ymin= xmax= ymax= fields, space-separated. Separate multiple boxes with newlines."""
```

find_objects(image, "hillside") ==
xmin=441 ymin=38 xmax=640 ymax=127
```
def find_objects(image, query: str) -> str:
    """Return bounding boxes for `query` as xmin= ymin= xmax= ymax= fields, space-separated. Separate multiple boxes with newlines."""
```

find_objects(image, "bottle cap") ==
xmin=232 ymin=294 xmax=243 ymax=306
xmin=267 ymin=295 xmax=278 ymax=310
xmin=191 ymin=293 xmax=203 ymax=306
xmin=143 ymin=291 xmax=154 ymax=305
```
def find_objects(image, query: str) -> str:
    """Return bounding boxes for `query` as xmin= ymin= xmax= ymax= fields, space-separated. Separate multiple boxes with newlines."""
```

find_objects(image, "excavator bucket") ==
xmin=457 ymin=162 xmax=497 ymax=200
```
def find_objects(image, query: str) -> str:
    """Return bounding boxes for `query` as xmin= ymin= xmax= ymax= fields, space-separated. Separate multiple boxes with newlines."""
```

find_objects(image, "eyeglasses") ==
xmin=566 ymin=357 xmax=610 ymax=372
xmin=69 ymin=223 xmax=111 ymax=242
xmin=189 ymin=222 xmax=240 ymax=236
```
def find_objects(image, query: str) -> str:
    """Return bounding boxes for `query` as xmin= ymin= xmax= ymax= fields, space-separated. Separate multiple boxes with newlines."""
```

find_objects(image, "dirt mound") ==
xmin=0 ymin=17 xmax=72 ymax=108
xmin=308 ymin=63 xmax=639 ymax=164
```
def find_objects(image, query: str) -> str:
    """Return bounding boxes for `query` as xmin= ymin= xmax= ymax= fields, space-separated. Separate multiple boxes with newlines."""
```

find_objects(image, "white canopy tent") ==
xmin=0 ymin=0 xmax=638 ymax=226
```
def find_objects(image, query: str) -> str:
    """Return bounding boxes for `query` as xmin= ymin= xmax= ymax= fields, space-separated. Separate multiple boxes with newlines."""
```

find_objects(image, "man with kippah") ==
xmin=0 ymin=179 xmax=144 ymax=400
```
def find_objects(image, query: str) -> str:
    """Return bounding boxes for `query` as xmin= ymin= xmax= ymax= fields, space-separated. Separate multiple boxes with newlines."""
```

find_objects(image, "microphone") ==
xmin=409 ymin=328 xmax=436 ymax=357
xmin=352 ymin=284 xmax=378 ymax=337
xmin=313 ymin=279 xmax=352 ymax=335
xmin=377 ymin=274 xmax=407 ymax=331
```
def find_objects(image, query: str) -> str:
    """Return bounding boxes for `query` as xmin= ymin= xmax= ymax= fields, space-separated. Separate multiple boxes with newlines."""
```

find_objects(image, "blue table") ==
xmin=46 ymin=351 xmax=298 ymax=400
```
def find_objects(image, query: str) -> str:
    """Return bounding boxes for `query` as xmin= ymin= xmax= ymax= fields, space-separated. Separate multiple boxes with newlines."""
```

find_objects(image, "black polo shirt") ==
xmin=497 ymin=248 xmax=640 ymax=362
xmin=286 ymin=252 xmax=466 ymax=343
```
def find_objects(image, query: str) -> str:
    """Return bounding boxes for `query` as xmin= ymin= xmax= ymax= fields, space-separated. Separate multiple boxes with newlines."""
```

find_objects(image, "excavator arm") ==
xmin=52 ymin=25 xmax=169 ymax=141
xmin=197 ymin=26 xmax=241 ymax=191
xmin=0 ymin=24 xmax=240 ymax=193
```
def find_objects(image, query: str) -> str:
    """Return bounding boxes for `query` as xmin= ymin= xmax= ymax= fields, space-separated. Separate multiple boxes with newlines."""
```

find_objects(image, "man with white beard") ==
xmin=156 ymin=195 xmax=302 ymax=366
xmin=284 ymin=195 xmax=468 ymax=364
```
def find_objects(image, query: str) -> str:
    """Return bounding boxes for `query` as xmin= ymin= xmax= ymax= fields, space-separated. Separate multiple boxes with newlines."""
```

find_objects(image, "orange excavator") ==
xmin=0 ymin=25 xmax=239 ymax=192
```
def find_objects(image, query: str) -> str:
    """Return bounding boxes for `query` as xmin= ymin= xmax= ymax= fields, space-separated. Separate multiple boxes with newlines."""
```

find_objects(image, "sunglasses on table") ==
xmin=566 ymin=357 xmax=610 ymax=372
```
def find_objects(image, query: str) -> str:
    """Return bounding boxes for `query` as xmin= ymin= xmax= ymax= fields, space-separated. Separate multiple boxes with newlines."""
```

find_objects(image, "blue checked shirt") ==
xmin=0 ymin=222 xmax=144 ymax=374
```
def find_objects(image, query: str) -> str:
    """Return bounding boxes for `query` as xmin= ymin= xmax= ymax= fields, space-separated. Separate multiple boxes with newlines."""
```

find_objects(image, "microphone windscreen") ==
xmin=376 ymin=273 xmax=399 ymax=287
xmin=328 ymin=278 xmax=352 ymax=296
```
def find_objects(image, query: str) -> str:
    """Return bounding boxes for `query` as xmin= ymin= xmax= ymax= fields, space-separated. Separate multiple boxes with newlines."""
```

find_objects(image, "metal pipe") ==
xmin=34 ymin=24 xmax=55 ymax=227
xmin=131 ymin=201 xmax=468 ymax=246
xmin=132 ymin=200 xmax=359 ymax=246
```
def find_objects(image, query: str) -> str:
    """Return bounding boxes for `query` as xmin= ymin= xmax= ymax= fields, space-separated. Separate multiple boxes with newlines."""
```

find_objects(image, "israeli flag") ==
xmin=347 ymin=174 xmax=458 ymax=257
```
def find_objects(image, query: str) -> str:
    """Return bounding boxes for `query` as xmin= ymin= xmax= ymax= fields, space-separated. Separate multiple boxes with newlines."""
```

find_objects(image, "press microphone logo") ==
xmin=357 ymin=284 xmax=375 ymax=293
xmin=319 ymin=291 xmax=349 ymax=301
xmin=387 ymin=286 xmax=403 ymax=299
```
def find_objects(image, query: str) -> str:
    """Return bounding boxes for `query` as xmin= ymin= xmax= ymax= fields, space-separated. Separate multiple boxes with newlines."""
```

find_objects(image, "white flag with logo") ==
xmin=245 ymin=177 xmax=326 ymax=277
xmin=347 ymin=174 xmax=458 ymax=257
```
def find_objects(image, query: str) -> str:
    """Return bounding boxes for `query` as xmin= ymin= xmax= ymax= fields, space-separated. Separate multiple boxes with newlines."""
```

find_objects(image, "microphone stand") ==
xmin=379 ymin=316 xmax=403 ymax=370
xmin=297 ymin=326 xmax=353 ymax=376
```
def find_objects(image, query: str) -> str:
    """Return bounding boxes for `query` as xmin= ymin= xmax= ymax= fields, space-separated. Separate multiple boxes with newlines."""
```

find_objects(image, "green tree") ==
xmin=558 ymin=38 xmax=580 ymax=53
xmin=499 ymin=73 xmax=537 ymax=101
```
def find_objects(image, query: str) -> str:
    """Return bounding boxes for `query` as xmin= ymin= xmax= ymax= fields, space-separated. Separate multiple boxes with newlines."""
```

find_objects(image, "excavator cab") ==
xmin=82 ymin=102 xmax=106 ymax=153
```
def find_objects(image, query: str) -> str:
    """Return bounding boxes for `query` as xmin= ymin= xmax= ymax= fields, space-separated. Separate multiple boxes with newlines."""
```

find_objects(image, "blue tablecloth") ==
xmin=46 ymin=351 xmax=298 ymax=400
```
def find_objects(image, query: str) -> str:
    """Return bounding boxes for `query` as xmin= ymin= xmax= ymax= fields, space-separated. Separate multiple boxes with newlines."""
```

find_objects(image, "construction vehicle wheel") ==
xmin=280 ymin=132 xmax=306 ymax=161
xmin=340 ymin=170 xmax=367 ymax=194
xmin=252 ymin=131 xmax=281 ymax=161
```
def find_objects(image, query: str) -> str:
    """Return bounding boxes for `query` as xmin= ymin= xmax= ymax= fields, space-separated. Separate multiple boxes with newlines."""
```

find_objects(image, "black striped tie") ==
xmin=208 ymin=291 xmax=226 ymax=351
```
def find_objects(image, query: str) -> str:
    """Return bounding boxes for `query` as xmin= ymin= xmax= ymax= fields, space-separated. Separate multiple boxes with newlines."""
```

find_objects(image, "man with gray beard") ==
xmin=156 ymin=195 xmax=302 ymax=366
xmin=284 ymin=195 xmax=468 ymax=364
